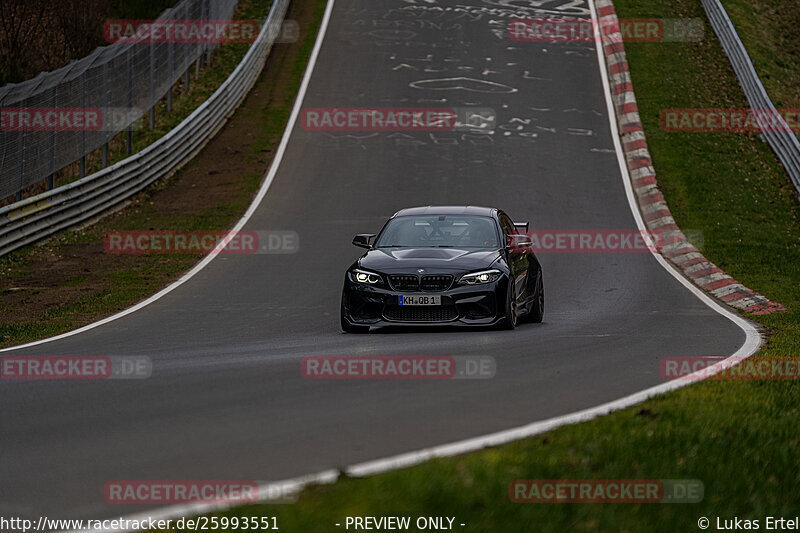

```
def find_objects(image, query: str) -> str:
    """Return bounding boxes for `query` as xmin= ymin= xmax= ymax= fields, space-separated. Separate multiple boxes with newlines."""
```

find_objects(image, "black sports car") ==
xmin=341 ymin=206 xmax=544 ymax=332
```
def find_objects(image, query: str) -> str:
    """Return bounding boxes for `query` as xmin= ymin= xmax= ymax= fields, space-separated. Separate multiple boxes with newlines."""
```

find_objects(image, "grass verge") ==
xmin=158 ymin=0 xmax=800 ymax=530
xmin=719 ymin=0 xmax=800 ymax=112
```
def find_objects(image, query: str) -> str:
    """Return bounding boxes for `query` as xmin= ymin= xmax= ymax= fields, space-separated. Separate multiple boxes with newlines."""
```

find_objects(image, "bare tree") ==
xmin=53 ymin=0 xmax=110 ymax=60
xmin=0 ymin=0 xmax=48 ymax=85
xmin=0 ymin=0 xmax=115 ymax=86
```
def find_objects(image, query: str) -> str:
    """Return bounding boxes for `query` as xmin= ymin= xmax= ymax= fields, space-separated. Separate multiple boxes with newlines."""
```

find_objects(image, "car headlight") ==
xmin=459 ymin=269 xmax=501 ymax=285
xmin=351 ymin=268 xmax=383 ymax=285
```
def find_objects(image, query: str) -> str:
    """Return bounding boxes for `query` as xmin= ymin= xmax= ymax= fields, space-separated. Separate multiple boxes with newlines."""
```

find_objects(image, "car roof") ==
xmin=392 ymin=206 xmax=498 ymax=218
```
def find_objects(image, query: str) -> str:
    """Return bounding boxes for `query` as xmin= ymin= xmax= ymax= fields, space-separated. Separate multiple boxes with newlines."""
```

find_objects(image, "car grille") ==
xmin=388 ymin=275 xmax=419 ymax=291
xmin=420 ymin=275 xmax=453 ymax=291
xmin=388 ymin=274 xmax=453 ymax=292
xmin=383 ymin=305 xmax=459 ymax=322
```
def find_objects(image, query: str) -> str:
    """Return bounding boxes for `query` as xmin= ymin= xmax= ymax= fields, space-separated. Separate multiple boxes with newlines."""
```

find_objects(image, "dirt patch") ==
xmin=0 ymin=0 xmax=324 ymax=348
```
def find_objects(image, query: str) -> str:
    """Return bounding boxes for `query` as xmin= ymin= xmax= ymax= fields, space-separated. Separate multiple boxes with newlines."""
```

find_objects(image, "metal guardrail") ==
xmin=702 ymin=0 xmax=800 ymax=199
xmin=0 ymin=0 xmax=289 ymax=258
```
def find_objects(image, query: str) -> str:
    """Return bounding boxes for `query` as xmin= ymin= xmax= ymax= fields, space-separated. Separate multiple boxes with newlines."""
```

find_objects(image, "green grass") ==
xmin=720 ymin=0 xmax=800 ymax=111
xmin=158 ymin=0 xmax=800 ymax=530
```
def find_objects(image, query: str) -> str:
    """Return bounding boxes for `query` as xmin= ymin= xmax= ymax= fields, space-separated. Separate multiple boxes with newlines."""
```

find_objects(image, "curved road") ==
xmin=0 ymin=0 xmax=746 ymax=520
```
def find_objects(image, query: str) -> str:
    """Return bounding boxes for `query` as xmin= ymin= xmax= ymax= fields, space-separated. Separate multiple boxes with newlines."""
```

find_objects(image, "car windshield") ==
xmin=375 ymin=215 xmax=500 ymax=248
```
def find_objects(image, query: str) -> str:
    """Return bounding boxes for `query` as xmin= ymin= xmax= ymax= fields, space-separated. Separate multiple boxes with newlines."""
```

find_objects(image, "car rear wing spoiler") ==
xmin=514 ymin=221 xmax=529 ymax=233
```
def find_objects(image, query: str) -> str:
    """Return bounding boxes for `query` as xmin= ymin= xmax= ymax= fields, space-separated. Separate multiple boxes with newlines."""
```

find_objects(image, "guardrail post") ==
xmin=201 ymin=0 xmax=210 ymax=67
xmin=18 ymin=129 xmax=25 ymax=202
xmin=149 ymin=39 xmax=155 ymax=129
xmin=51 ymin=85 xmax=57 ymax=188
xmin=80 ymin=79 xmax=86 ymax=177
xmin=127 ymin=46 xmax=134 ymax=154
xmin=185 ymin=67 xmax=191 ymax=92
xmin=103 ymin=57 xmax=110 ymax=162
xmin=167 ymin=39 xmax=174 ymax=112
xmin=47 ymin=175 xmax=55 ymax=190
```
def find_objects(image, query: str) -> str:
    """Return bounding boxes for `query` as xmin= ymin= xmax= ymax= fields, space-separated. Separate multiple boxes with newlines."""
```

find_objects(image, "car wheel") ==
xmin=528 ymin=271 xmax=544 ymax=324
xmin=499 ymin=280 xmax=518 ymax=330
xmin=341 ymin=296 xmax=369 ymax=333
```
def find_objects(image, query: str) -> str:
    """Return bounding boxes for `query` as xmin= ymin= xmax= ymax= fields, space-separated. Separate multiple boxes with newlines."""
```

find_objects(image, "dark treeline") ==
xmin=0 ymin=0 xmax=176 ymax=86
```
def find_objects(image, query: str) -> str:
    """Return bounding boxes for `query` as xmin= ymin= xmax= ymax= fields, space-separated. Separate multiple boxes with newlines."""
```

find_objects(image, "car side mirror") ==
xmin=508 ymin=233 xmax=532 ymax=250
xmin=352 ymin=234 xmax=376 ymax=249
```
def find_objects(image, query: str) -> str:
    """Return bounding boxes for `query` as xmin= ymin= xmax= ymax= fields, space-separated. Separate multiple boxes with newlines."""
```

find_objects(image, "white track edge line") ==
xmin=53 ymin=0 xmax=761 ymax=530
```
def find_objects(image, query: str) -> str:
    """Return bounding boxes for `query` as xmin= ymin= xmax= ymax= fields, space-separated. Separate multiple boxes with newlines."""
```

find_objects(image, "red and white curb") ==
xmin=595 ymin=0 xmax=785 ymax=315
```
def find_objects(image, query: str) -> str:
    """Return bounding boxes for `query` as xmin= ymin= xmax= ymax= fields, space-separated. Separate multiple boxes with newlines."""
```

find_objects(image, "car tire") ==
xmin=527 ymin=271 xmax=544 ymax=324
xmin=341 ymin=297 xmax=369 ymax=333
xmin=498 ymin=280 xmax=518 ymax=330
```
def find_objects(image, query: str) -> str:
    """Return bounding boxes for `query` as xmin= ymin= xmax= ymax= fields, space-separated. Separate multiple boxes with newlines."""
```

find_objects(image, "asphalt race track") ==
xmin=0 ymin=0 xmax=747 ymax=520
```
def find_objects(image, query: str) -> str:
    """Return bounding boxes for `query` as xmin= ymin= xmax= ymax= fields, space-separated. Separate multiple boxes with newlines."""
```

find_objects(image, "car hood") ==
xmin=358 ymin=248 xmax=500 ymax=273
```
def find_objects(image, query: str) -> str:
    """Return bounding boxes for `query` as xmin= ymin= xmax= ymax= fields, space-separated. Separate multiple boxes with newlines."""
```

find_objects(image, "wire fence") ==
xmin=702 ymin=0 xmax=800 ymax=200
xmin=0 ymin=0 xmax=238 ymax=201
xmin=0 ymin=0 xmax=288 ymax=258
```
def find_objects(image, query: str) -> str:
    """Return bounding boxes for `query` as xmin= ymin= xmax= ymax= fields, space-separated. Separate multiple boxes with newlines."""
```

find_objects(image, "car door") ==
xmin=498 ymin=212 xmax=528 ymax=301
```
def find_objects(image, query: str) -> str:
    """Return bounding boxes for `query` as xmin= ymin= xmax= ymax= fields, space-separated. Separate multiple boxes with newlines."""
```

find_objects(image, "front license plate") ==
xmin=398 ymin=295 xmax=441 ymax=306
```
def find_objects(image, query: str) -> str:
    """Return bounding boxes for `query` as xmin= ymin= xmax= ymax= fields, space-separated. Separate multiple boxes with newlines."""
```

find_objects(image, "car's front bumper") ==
xmin=341 ymin=275 xmax=508 ymax=328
